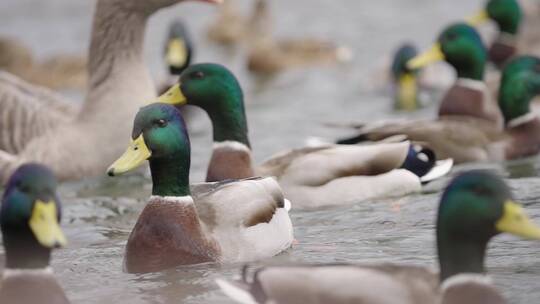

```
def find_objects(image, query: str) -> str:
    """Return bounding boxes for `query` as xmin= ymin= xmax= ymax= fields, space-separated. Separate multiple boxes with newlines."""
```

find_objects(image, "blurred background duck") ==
xmin=158 ymin=19 xmax=194 ymax=95
xmin=157 ymin=63 xmax=452 ymax=209
xmin=107 ymin=103 xmax=293 ymax=273
xmin=205 ymin=0 xmax=352 ymax=74
xmin=0 ymin=164 xmax=69 ymax=304
xmin=337 ymin=54 xmax=540 ymax=163
xmin=390 ymin=43 xmax=421 ymax=111
xmin=245 ymin=0 xmax=352 ymax=74
xmin=217 ymin=170 xmax=540 ymax=304
xmin=0 ymin=0 xmax=220 ymax=184
xmin=468 ymin=0 xmax=540 ymax=67
xmin=0 ymin=36 xmax=86 ymax=91
xmin=407 ymin=23 xmax=504 ymax=129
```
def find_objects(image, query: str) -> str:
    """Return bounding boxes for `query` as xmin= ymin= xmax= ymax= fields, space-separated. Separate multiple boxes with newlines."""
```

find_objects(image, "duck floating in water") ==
xmin=217 ymin=170 xmax=540 ymax=304
xmin=245 ymin=0 xmax=352 ymax=74
xmin=107 ymin=103 xmax=293 ymax=273
xmin=205 ymin=0 xmax=352 ymax=74
xmin=0 ymin=0 xmax=221 ymax=184
xmin=157 ymin=63 xmax=452 ymax=209
xmin=335 ymin=25 xmax=540 ymax=163
xmin=390 ymin=43 xmax=421 ymax=111
xmin=467 ymin=0 xmax=540 ymax=67
xmin=0 ymin=163 xmax=69 ymax=304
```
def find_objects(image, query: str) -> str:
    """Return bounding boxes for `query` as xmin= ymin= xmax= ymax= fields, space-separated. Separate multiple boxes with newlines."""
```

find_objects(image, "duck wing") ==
xmin=191 ymin=177 xmax=286 ymax=230
xmin=0 ymin=72 xmax=78 ymax=153
xmin=339 ymin=117 xmax=507 ymax=163
xmin=258 ymin=142 xmax=410 ymax=186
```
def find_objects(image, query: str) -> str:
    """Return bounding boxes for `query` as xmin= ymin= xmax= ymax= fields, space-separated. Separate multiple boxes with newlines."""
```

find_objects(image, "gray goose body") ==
xmin=0 ymin=0 xmax=202 ymax=183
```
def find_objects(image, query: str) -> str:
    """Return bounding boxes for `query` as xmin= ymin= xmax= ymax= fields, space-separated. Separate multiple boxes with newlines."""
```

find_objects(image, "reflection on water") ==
xmin=1 ymin=0 xmax=540 ymax=303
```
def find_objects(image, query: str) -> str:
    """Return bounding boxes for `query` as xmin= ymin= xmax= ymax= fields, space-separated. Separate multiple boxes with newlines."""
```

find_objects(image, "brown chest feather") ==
xmin=124 ymin=198 xmax=221 ymax=273
xmin=206 ymin=147 xmax=255 ymax=182
xmin=439 ymin=83 xmax=503 ymax=128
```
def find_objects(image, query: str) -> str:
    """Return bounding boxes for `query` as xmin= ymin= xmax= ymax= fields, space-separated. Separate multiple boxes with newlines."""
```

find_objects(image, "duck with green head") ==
xmin=336 ymin=26 xmax=540 ymax=163
xmin=497 ymin=55 xmax=540 ymax=158
xmin=0 ymin=163 xmax=69 ymax=304
xmin=158 ymin=19 xmax=193 ymax=94
xmin=390 ymin=43 xmax=420 ymax=111
xmin=467 ymin=0 xmax=522 ymax=67
xmin=165 ymin=19 xmax=192 ymax=76
xmin=407 ymin=23 xmax=504 ymax=128
xmin=217 ymin=170 xmax=540 ymax=304
xmin=157 ymin=63 xmax=453 ymax=209
xmin=107 ymin=103 xmax=293 ymax=273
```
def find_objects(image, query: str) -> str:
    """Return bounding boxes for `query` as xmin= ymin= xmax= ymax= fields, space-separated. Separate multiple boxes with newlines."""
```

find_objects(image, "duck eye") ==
xmin=155 ymin=119 xmax=168 ymax=128
xmin=191 ymin=71 xmax=205 ymax=79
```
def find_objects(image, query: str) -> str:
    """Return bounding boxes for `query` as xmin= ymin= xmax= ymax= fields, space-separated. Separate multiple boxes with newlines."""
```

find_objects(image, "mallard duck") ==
xmin=106 ymin=103 xmax=293 ymax=273
xmin=0 ymin=163 xmax=69 ymax=304
xmin=158 ymin=19 xmax=194 ymax=96
xmin=336 ymin=26 xmax=540 ymax=163
xmin=407 ymin=23 xmax=504 ymax=129
xmin=0 ymin=0 xmax=220 ymax=184
xmin=467 ymin=0 xmax=540 ymax=67
xmin=165 ymin=20 xmax=193 ymax=77
xmin=0 ymin=36 xmax=86 ymax=91
xmin=217 ymin=170 xmax=540 ymax=304
xmin=156 ymin=63 xmax=452 ymax=209
xmin=390 ymin=43 xmax=420 ymax=111
xmin=245 ymin=0 xmax=352 ymax=74
xmin=341 ymin=56 xmax=540 ymax=163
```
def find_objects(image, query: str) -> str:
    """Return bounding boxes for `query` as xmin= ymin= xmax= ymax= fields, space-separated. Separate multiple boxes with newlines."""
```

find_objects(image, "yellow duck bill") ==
xmin=29 ymin=200 xmax=67 ymax=248
xmin=466 ymin=10 xmax=490 ymax=26
xmin=406 ymin=43 xmax=445 ymax=70
xmin=166 ymin=39 xmax=188 ymax=68
xmin=157 ymin=83 xmax=187 ymax=105
xmin=107 ymin=134 xmax=152 ymax=176
xmin=496 ymin=200 xmax=540 ymax=239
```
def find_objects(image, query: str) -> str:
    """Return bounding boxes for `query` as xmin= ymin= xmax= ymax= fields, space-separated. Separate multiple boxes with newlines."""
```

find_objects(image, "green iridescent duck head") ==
xmin=1 ymin=163 xmax=67 ymax=269
xmin=437 ymin=170 xmax=540 ymax=281
xmin=107 ymin=103 xmax=191 ymax=197
xmin=468 ymin=0 xmax=522 ymax=35
xmin=157 ymin=63 xmax=250 ymax=146
xmin=498 ymin=56 xmax=540 ymax=124
xmin=391 ymin=43 xmax=419 ymax=111
xmin=408 ymin=23 xmax=487 ymax=80
xmin=165 ymin=19 xmax=193 ymax=75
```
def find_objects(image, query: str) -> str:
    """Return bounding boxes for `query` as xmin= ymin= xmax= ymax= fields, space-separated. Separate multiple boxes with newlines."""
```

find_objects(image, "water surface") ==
xmin=1 ymin=0 xmax=540 ymax=303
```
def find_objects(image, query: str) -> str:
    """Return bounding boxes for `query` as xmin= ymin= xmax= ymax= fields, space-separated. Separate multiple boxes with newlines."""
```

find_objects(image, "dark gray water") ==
xmin=1 ymin=0 xmax=540 ymax=303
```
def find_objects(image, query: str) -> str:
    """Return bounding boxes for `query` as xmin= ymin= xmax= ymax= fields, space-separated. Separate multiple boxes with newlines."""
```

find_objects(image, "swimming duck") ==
xmin=158 ymin=19 xmax=194 ymax=96
xmin=165 ymin=20 xmax=193 ymax=77
xmin=0 ymin=163 xmax=69 ymax=304
xmin=156 ymin=63 xmax=452 ymax=209
xmin=217 ymin=170 xmax=540 ymax=304
xmin=339 ymin=55 xmax=540 ymax=163
xmin=467 ymin=0 xmax=540 ymax=67
xmin=0 ymin=0 xmax=220 ymax=184
xmin=106 ymin=103 xmax=293 ymax=273
xmin=390 ymin=43 xmax=420 ymax=111
xmin=408 ymin=23 xmax=504 ymax=128
xmin=0 ymin=36 xmax=86 ymax=91
xmin=245 ymin=0 xmax=352 ymax=74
